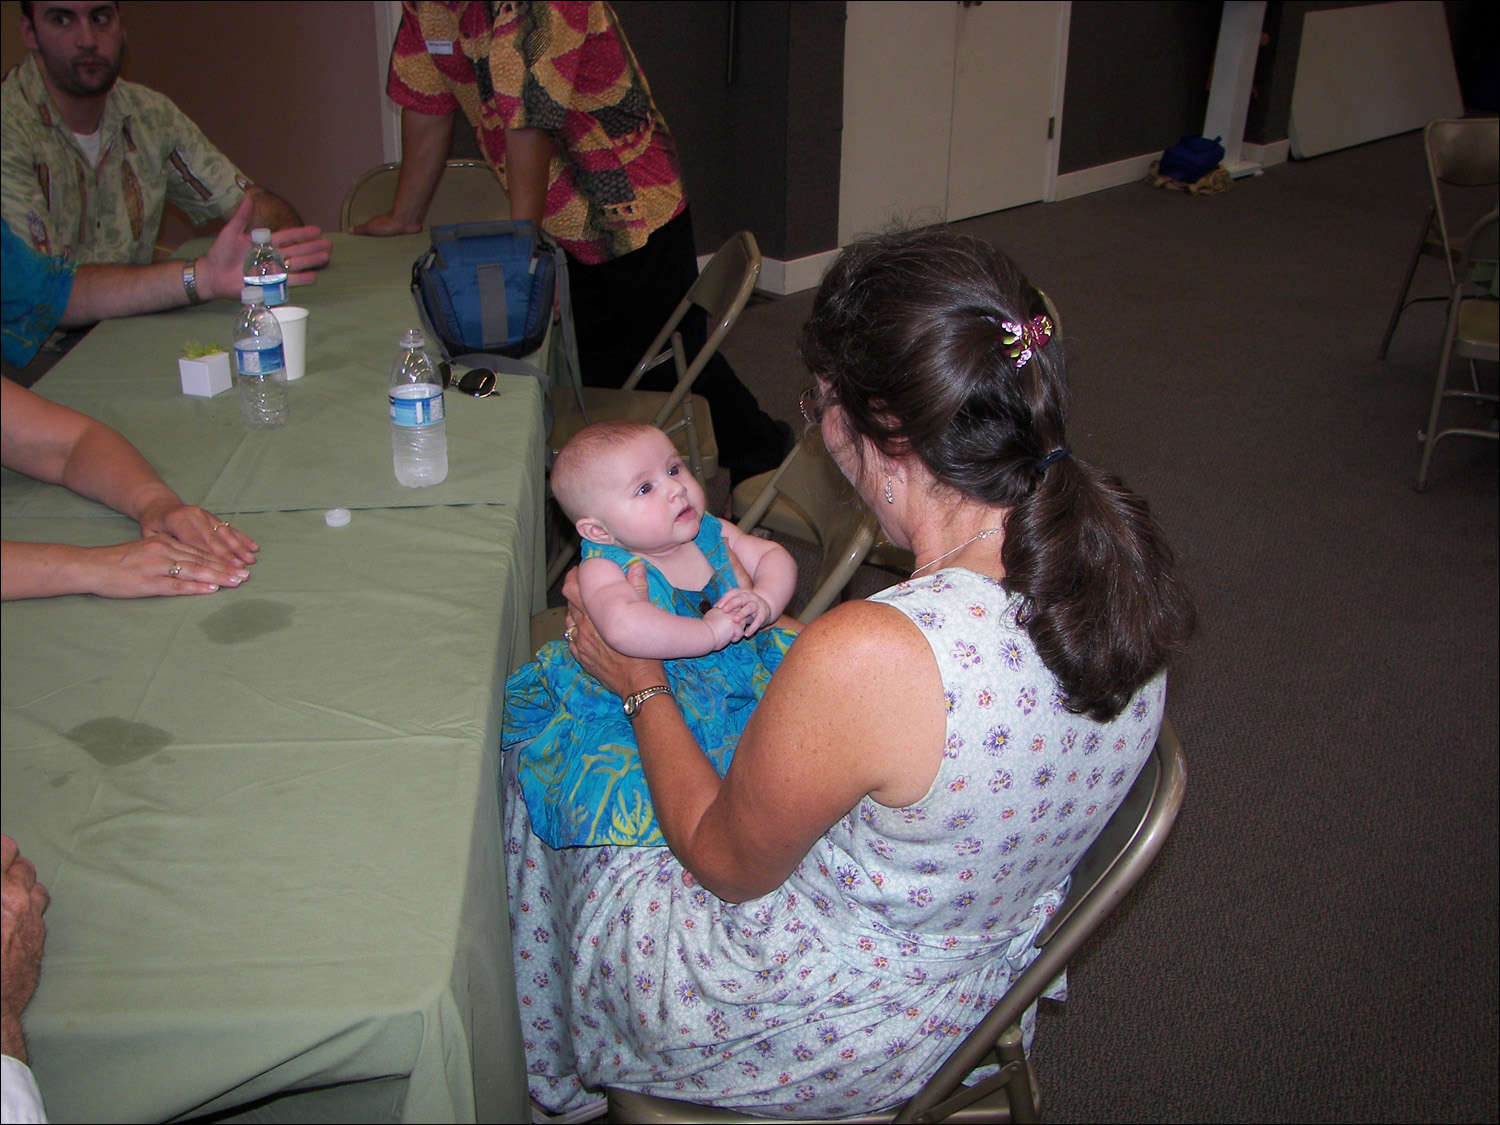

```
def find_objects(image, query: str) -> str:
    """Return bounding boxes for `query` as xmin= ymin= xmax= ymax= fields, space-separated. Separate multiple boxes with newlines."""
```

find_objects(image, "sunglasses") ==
xmin=439 ymin=362 xmax=498 ymax=398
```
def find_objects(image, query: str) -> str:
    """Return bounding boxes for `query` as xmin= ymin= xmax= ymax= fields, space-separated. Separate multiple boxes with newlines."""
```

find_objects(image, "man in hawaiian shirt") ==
xmin=2 ymin=1 xmax=307 ymax=266
xmin=356 ymin=0 xmax=790 ymax=483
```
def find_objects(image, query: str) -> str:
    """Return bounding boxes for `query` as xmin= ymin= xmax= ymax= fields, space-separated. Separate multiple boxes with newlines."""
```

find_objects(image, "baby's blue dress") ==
xmin=504 ymin=515 xmax=794 ymax=847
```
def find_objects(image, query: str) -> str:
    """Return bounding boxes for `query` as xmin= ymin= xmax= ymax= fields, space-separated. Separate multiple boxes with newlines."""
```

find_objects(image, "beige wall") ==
xmin=2 ymin=1 xmax=389 ymax=243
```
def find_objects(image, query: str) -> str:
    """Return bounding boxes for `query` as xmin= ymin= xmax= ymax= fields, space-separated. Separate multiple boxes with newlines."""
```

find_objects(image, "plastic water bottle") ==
xmin=243 ymin=228 xmax=288 ymax=307
xmin=232 ymin=286 xmax=289 ymax=429
xmin=389 ymin=329 xmax=447 ymax=487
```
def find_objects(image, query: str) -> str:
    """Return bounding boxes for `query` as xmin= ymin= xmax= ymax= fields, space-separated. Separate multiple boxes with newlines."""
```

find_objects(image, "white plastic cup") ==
xmin=270 ymin=306 xmax=309 ymax=381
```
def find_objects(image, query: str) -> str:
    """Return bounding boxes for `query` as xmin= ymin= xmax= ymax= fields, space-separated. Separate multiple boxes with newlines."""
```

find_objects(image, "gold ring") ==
xmin=169 ymin=564 xmax=182 ymax=578
xmin=564 ymin=626 xmax=577 ymax=644
xmin=212 ymin=521 xmax=227 ymax=532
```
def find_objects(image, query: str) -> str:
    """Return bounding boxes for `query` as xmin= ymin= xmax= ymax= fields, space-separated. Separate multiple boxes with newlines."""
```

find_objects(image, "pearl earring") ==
xmin=884 ymin=478 xmax=895 ymax=504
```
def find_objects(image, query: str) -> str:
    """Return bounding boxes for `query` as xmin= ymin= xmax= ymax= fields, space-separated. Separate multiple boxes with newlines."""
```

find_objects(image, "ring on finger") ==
xmin=169 ymin=564 xmax=182 ymax=578
xmin=564 ymin=625 xmax=578 ymax=644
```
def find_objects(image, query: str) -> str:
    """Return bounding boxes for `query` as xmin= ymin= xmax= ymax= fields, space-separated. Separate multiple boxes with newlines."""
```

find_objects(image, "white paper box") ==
xmin=179 ymin=352 xmax=233 ymax=397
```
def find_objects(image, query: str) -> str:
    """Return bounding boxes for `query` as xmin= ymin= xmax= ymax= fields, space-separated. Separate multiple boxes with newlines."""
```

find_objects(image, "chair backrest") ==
xmin=892 ymin=717 xmax=1188 ymax=1124
xmin=1427 ymin=118 xmax=1500 ymax=188
xmin=736 ymin=427 xmax=881 ymax=623
xmin=1424 ymin=119 xmax=1500 ymax=281
xmin=340 ymin=161 xmax=509 ymax=233
xmin=621 ymin=231 xmax=762 ymax=428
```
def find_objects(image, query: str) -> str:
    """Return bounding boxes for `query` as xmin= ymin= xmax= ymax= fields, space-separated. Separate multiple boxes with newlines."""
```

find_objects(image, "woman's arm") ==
xmin=578 ymin=556 xmax=738 ymax=658
xmin=3 ymin=377 xmax=182 ymax=517
xmin=568 ymin=570 xmax=947 ymax=902
xmin=1 ymin=537 xmax=241 ymax=600
xmin=0 ymin=379 xmax=256 ymax=598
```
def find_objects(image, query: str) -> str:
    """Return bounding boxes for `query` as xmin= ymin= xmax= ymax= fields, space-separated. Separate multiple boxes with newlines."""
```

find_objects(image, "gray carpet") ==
xmin=717 ymin=130 xmax=1499 ymax=1123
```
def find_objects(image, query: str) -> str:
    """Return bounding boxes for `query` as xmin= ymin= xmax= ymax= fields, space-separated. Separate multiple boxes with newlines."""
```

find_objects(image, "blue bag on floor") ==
xmin=1158 ymin=134 xmax=1225 ymax=184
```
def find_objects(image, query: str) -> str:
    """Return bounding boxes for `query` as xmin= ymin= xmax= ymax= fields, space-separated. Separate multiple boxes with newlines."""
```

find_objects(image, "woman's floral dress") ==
xmin=503 ymin=568 xmax=1166 ymax=1117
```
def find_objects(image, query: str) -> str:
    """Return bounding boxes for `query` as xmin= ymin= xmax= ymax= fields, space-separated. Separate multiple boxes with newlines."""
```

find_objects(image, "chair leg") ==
xmin=996 ymin=1025 xmax=1041 ymax=1125
xmin=1379 ymin=209 xmax=1435 ymax=360
xmin=1415 ymin=297 xmax=1462 ymax=492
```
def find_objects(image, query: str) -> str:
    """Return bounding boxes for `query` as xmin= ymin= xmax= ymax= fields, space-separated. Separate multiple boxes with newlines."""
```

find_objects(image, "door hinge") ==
xmin=1048 ymin=116 xmax=1056 ymax=140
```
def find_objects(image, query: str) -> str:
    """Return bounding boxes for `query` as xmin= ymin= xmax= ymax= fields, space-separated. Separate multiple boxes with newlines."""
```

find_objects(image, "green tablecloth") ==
xmin=1 ymin=235 xmax=544 ymax=1123
xmin=2 ymin=233 xmax=546 ymax=520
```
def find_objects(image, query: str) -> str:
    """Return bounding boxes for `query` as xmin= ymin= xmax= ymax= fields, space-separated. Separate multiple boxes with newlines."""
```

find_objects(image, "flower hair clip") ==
xmin=999 ymin=314 xmax=1054 ymax=369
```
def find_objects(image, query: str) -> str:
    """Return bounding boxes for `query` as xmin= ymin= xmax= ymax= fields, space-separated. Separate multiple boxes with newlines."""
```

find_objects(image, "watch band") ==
xmin=181 ymin=261 xmax=206 ymax=305
xmin=622 ymin=684 xmax=672 ymax=716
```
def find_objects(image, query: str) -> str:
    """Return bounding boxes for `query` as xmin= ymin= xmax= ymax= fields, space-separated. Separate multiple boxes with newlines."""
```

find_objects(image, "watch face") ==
xmin=624 ymin=687 xmax=666 ymax=715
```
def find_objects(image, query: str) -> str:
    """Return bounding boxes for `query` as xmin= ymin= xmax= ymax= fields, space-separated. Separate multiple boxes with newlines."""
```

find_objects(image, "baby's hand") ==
xmin=715 ymin=589 xmax=773 ymax=637
xmin=702 ymin=607 xmax=743 ymax=650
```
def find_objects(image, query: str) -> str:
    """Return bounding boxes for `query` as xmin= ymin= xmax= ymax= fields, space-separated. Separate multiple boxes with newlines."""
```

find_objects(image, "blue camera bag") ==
xmin=412 ymin=220 xmax=554 ymax=358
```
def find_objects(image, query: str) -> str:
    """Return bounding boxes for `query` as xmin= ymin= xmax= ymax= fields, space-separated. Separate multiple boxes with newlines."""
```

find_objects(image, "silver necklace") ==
xmin=910 ymin=527 xmax=1003 ymax=578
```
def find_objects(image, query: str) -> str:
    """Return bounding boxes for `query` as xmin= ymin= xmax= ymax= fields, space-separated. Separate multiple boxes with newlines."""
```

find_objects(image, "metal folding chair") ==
xmin=732 ymin=427 xmax=910 ymax=623
xmin=1378 ymin=118 xmax=1499 ymax=360
xmin=339 ymin=160 xmax=509 ymax=233
xmin=1415 ymin=208 xmax=1499 ymax=491
xmin=604 ymin=718 xmax=1189 ymax=1124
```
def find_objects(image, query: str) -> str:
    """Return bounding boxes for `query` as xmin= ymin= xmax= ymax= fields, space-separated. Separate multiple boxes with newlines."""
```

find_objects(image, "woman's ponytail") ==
xmin=1003 ymin=457 xmax=1195 ymax=721
xmin=803 ymin=228 xmax=1195 ymax=720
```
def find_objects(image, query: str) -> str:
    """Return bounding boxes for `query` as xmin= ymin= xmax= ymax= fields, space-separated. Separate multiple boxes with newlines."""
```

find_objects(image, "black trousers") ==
xmin=566 ymin=208 xmax=785 ymax=480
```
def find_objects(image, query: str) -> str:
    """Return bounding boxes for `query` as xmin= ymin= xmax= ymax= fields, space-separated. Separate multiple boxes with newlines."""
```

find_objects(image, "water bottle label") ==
xmin=390 ymin=387 xmax=445 ymax=427
xmin=236 ymin=344 xmax=285 ymax=375
xmin=244 ymin=276 xmax=288 ymax=306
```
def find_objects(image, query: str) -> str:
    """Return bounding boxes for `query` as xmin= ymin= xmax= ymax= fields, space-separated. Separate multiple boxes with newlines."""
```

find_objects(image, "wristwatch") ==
xmin=622 ymin=684 xmax=672 ymax=716
xmin=181 ymin=260 xmax=206 ymax=305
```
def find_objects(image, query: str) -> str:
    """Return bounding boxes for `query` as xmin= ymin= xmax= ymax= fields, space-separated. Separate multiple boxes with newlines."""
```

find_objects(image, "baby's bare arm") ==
xmin=577 ymin=557 xmax=738 ymax=657
xmin=718 ymin=523 xmax=798 ymax=622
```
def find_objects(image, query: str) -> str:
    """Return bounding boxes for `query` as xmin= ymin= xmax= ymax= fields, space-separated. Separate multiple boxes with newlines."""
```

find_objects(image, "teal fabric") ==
xmin=1 ymin=219 xmax=75 ymax=366
xmin=505 ymin=514 xmax=793 ymax=847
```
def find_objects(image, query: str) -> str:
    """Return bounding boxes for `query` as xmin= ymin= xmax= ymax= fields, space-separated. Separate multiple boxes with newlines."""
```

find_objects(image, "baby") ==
xmin=505 ymin=420 xmax=798 ymax=848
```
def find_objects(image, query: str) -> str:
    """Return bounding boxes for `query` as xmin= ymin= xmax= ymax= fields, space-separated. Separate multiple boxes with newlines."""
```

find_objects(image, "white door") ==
xmin=840 ymin=1 xmax=1066 ymax=245
xmin=948 ymin=1 xmax=1065 ymax=220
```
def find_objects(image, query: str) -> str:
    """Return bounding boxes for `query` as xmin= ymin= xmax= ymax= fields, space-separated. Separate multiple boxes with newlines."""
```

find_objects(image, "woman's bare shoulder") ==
xmin=766 ymin=597 xmax=939 ymax=723
xmin=752 ymin=596 xmax=945 ymax=810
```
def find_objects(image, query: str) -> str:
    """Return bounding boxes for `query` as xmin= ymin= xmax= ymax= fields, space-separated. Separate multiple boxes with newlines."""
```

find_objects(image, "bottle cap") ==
xmin=251 ymin=228 xmax=272 ymax=244
xmin=240 ymin=286 xmax=260 ymax=304
xmin=324 ymin=508 xmax=351 ymax=528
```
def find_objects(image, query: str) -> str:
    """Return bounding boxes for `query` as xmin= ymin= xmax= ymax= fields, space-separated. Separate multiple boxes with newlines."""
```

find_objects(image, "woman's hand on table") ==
xmin=105 ymin=535 xmax=249 ymax=597
xmin=84 ymin=535 xmax=248 ymax=598
xmin=0 ymin=536 xmax=249 ymax=600
xmin=137 ymin=500 xmax=259 ymax=567
xmin=562 ymin=561 xmax=667 ymax=699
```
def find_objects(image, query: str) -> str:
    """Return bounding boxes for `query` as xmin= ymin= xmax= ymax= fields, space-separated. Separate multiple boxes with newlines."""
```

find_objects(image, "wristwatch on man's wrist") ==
xmin=622 ymin=684 xmax=672 ymax=716
xmin=181 ymin=260 xmax=206 ymax=305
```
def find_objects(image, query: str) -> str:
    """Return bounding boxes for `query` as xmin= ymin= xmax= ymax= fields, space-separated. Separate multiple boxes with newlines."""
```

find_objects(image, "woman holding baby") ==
xmin=505 ymin=228 xmax=1195 ymax=1118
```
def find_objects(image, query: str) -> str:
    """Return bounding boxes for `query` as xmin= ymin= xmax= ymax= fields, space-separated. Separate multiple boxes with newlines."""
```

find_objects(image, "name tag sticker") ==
xmin=425 ymin=39 xmax=454 ymax=55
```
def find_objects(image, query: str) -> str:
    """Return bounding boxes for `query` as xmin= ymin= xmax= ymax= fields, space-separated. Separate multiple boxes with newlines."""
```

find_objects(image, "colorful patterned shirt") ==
xmin=1 ymin=219 xmax=75 ymax=368
xmin=387 ymin=1 xmax=686 ymax=265
xmin=1 ymin=55 xmax=245 ymax=265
